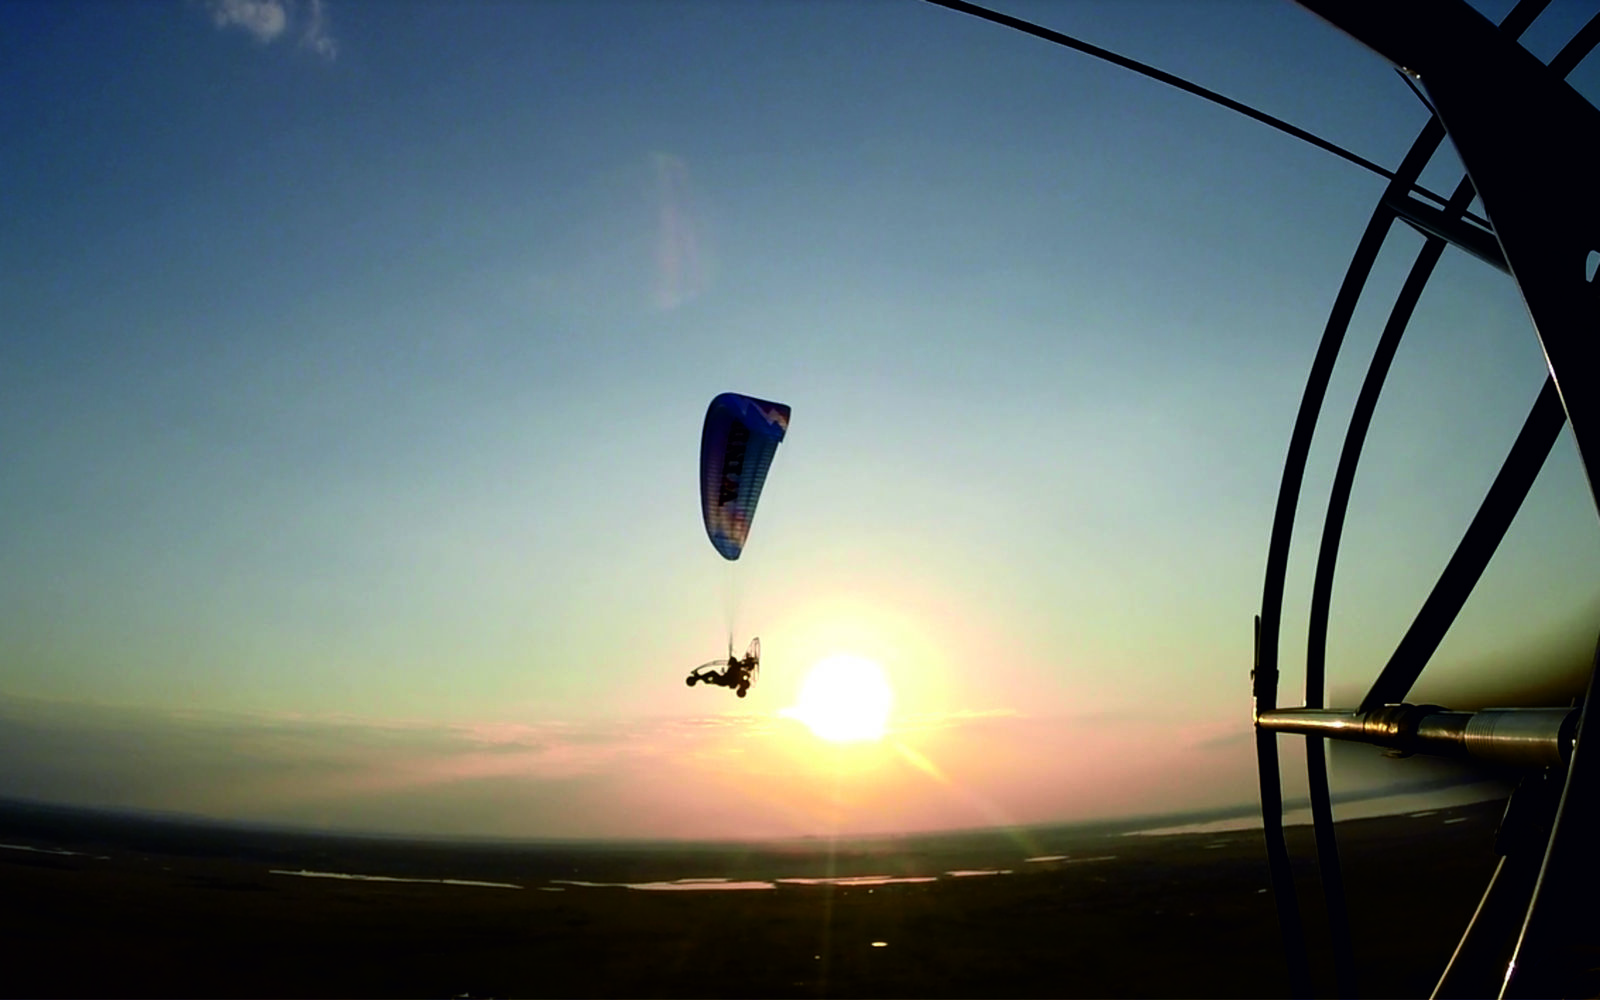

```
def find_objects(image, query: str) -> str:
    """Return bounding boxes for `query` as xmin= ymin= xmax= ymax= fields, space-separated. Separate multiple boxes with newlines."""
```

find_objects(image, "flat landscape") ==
xmin=0 ymin=797 xmax=1503 ymax=998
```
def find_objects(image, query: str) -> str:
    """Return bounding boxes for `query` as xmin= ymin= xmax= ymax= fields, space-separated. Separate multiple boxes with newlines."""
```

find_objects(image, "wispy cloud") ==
xmin=889 ymin=707 xmax=1022 ymax=733
xmin=0 ymin=695 xmax=1263 ymax=840
xmin=206 ymin=0 xmax=286 ymax=42
xmin=300 ymin=0 xmax=336 ymax=59
xmin=0 ymin=696 xmax=788 ymax=837
xmin=651 ymin=153 xmax=709 ymax=311
xmin=201 ymin=0 xmax=337 ymax=60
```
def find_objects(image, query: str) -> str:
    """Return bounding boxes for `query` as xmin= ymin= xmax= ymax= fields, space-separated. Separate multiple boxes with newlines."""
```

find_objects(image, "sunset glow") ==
xmin=784 ymin=656 xmax=893 ymax=743
xmin=5 ymin=0 xmax=1597 ymax=845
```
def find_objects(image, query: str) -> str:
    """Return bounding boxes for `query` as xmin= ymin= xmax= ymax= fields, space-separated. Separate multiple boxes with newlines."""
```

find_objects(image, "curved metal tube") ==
xmin=1254 ymin=130 xmax=1442 ymax=998
xmin=1255 ymin=116 xmax=1445 ymax=1000
xmin=1302 ymin=167 xmax=1479 ymax=1000
xmin=921 ymin=0 xmax=1487 ymax=221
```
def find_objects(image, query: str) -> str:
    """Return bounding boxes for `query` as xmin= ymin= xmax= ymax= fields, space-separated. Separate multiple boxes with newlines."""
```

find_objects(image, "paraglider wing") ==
xmin=700 ymin=393 xmax=791 ymax=560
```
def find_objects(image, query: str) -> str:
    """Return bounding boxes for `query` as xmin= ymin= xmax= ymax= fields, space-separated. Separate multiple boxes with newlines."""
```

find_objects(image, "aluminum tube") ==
xmin=1463 ymin=709 xmax=1572 ymax=769
xmin=1258 ymin=705 xmax=1574 ymax=768
xmin=1256 ymin=709 xmax=1366 ymax=736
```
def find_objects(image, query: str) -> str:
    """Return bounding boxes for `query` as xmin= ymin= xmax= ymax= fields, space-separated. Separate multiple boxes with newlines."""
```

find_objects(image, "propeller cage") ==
xmin=1254 ymin=3 xmax=1600 ymax=997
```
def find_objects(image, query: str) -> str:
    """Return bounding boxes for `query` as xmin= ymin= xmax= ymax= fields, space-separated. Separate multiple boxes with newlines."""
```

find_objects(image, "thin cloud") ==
xmin=201 ymin=0 xmax=337 ymax=60
xmin=205 ymin=0 xmax=288 ymax=42
xmin=0 ymin=695 xmax=1268 ymax=839
xmin=299 ymin=0 xmax=337 ymax=59
xmin=891 ymin=707 xmax=1023 ymax=733
xmin=651 ymin=153 xmax=709 ymax=310
xmin=0 ymin=696 xmax=781 ymax=835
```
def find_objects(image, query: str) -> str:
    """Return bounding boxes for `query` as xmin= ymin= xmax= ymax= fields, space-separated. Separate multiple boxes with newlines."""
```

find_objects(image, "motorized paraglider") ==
xmin=688 ymin=393 xmax=790 ymax=696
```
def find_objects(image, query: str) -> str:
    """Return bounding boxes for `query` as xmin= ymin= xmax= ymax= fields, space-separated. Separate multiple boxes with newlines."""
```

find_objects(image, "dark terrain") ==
xmin=0 ymin=798 xmax=1503 ymax=997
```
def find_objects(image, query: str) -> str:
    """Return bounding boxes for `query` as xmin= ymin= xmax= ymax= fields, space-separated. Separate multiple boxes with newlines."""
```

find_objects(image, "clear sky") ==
xmin=3 ymin=0 xmax=1599 ymax=840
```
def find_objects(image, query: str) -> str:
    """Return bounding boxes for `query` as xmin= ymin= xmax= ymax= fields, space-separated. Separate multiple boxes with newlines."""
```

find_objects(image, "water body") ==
xmin=1126 ymin=786 xmax=1503 ymax=837
xmin=777 ymin=875 xmax=939 ymax=887
xmin=1023 ymin=855 xmax=1116 ymax=865
xmin=552 ymin=878 xmax=776 ymax=891
xmin=0 ymin=842 xmax=109 ymax=860
xmin=270 ymin=869 xmax=522 ymax=889
xmin=550 ymin=874 xmax=947 ymax=890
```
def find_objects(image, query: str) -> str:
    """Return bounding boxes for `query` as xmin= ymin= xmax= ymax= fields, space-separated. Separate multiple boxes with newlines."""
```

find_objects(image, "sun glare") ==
xmin=784 ymin=655 xmax=893 ymax=743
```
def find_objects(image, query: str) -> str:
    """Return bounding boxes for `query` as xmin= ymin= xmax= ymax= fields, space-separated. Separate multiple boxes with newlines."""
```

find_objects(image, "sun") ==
xmin=783 ymin=655 xmax=894 ymax=743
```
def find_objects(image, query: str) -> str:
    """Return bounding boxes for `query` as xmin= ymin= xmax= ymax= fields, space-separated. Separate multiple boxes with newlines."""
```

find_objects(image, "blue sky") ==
xmin=3 ymin=0 xmax=1598 ymax=839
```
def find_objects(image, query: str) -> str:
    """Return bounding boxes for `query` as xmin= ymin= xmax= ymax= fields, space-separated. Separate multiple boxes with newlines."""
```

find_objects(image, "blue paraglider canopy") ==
xmin=699 ymin=392 xmax=790 ymax=560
